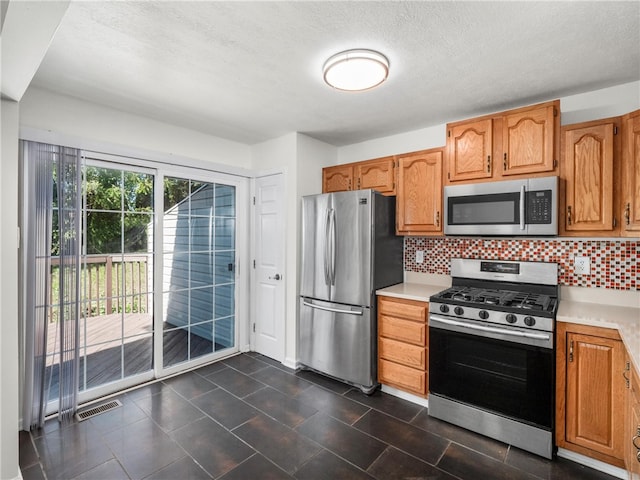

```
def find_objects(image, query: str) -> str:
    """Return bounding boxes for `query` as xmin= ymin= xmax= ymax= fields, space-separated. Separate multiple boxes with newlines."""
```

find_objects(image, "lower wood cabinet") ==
xmin=556 ymin=322 xmax=626 ymax=467
xmin=626 ymin=355 xmax=640 ymax=478
xmin=377 ymin=295 xmax=428 ymax=397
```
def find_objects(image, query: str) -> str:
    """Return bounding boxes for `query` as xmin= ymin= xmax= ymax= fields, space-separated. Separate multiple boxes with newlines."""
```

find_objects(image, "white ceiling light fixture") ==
xmin=323 ymin=49 xmax=389 ymax=92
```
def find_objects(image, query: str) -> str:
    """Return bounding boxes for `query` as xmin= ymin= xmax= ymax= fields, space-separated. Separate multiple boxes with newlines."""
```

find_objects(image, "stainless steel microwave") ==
xmin=444 ymin=176 xmax=558 ymax=236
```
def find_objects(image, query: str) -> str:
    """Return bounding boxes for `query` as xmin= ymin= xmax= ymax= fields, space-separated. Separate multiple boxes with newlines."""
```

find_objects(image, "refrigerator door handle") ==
xmin=302 ymin=299 xmax=364 ymax=316
xmin=329 ymin=208 xmax=336 ymax=285
xmin=324 ymin=208 xmax=331 ymax=285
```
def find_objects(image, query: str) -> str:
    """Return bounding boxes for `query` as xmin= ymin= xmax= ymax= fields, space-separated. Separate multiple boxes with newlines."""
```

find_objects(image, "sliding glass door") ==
xmin=161 ymin=176 xmax=237 ymax=368
xmin=24 ymin=144 xmax=245 ymax=420
xmin=78 ymin=163 xmax=155 ymax=394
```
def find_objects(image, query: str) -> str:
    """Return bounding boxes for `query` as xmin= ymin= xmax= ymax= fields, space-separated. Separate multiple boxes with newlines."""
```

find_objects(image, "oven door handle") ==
xmin=429 ymin=314 xmax=551 ymax=341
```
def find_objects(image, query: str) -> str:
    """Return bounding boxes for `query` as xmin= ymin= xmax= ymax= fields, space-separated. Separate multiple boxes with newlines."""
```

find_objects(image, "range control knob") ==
xmin=439 ymin=304 xmax=449 ymax=314
xmin=478 ymin=310 xmax=489 ymax=320
xmin=506 ymin=314 xmax=517 ymax=324
xmin=524 ymin=316 xmax=536 ymax=327
xmin=454 ymin=306 xmax=464 ymax=316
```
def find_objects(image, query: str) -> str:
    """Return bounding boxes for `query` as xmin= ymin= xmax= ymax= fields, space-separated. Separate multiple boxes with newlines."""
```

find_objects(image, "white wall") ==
xmin=20 ymin=87 xmax=252 ymax=171
xmin=337 ymin=81 xmax=640 ymax=163
xmin=1 ymin=99 xmax=21 ymax=480
xmin=250 ymin=133 xmax=336 ymax=366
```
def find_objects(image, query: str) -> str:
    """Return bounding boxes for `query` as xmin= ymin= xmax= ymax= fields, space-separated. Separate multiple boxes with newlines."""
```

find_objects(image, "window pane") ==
xmin=215 ymin=251 xmax=235 ymax=284
xmin=190 ymin=183 xmax=214 ymax=216
xmin=163 ymin=253 xmax=189 ymax=290
xmin=124 ymin=212 xmax=153 ymax=253
xmin=191 ymin=252 xmax=214 ymax=288
xmin=164 ymin=291 xmax=189 ymax=329
xmin=190 ymin=287 xmax=213 ymax=324
xmin=86 ymin=211 xmax=122 ymax=254
xmin=190 ymin=217 xmax=212 ymax=252
xmin=190 ymin=323 xmax=214 ymax=359
xmin=163 ymin=326 xmax=189 ymax=367
xmin=215 ymin=284 xmax=234 ymax=319
xmin=123 ymin=172 xmax=153 ymax=212
xmin=215 ymin=217 xmax=235 ymax=250
xmin=163 ymin=213 xmax=189 ymax=253
xmin=164 ymin=177 xmax=190 ymax=212
xmin=215 ymin=184 xmax=235 ymax=217
xmin=214 ymin=317 xmax=234 ymax=351
xmin=124 ymin=333 xmax=153 ymax=377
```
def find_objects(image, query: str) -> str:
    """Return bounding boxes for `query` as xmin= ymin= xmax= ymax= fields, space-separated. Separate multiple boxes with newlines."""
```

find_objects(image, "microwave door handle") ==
xmin=520 ymin=185 xmax=526 ymax=230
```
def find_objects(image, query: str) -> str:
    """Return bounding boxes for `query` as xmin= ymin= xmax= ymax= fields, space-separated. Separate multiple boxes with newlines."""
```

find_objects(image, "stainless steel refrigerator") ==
xmin=298 ymin=189 xmax=403 ymax=393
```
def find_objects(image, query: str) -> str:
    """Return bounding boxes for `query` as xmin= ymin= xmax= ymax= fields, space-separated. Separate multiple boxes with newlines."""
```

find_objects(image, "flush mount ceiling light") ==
xmin=323 ymin=49 xmax=389 ymax=92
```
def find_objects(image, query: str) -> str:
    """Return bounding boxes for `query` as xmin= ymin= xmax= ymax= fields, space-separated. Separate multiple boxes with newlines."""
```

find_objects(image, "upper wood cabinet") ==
xmin=322 ymin=156 xmax=395 ymax=195
xmin=622 ymin=109 xmax=640 ymax=236
xmin=396 ymin=148 xmax=443 ymax=236
xmin=556 ymin=322 xmax=626 ymax=467
xmin=447 ymin=118 xmax=493 ymax=182
xmin=322 ymin=164 xmax=353 ymax=193
xmin=560 ymin=118 xmax=621 ymax=236
xmin=502 ymin=103 xmax=557 ymax=176
xmin=355 ymin=156 xmax=395 ymax=195
xmin=445 ymin=100 xmax=559 ymax=184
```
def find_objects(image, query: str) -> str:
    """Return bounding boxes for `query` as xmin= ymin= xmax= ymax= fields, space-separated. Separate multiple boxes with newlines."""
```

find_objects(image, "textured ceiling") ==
xmin=30 ymin=1 xmax=640 ymax=146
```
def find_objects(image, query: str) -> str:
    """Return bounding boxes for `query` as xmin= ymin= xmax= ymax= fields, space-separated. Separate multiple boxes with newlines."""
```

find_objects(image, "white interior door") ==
xmin=252 ymin=174 xmax=285 ymax=361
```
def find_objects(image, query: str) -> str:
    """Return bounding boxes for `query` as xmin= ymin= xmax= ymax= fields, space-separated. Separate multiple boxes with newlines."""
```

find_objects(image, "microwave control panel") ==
xmin=525 ymin=190 xmax=552 ymax=224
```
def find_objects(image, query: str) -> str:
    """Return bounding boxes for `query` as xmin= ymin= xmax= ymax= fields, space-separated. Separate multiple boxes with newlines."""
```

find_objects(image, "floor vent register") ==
xmin=75 ymin=399 xmax=123 ymax=421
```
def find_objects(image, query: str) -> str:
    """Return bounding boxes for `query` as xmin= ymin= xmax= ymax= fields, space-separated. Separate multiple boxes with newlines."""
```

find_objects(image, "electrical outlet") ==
xmin=416 ymin=250 xmax=424 ymax=264
xmin=574 ymin=256 xmax=591 ymax=275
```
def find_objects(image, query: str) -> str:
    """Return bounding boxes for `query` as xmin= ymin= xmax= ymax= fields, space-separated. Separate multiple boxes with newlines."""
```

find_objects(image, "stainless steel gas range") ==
xmin=428 ymin=258 xmax=559 ymax=459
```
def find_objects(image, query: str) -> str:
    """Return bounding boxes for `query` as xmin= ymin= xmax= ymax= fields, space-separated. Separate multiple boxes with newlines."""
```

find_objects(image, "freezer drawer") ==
xmin=298 ymin=297 xmax=376 ymax=392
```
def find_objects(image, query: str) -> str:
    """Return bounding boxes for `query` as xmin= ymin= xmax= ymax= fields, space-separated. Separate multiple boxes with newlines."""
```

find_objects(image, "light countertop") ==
xmin=376 ymin=282 xmax=445 ymax=302
xmin=377 ymin=281 xmax=640 ymax=375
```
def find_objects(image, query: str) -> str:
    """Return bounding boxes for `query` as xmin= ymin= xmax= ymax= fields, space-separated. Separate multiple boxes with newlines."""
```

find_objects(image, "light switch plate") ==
xmin=574 ymin=256 xmax=591 ymax=275
xmin=416 ymin=250 xmax=424 ymax=264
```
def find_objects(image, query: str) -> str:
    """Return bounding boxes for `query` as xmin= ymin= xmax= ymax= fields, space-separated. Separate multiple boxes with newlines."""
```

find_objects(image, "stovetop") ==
xmin=429 ymin=259 xmax=559 ymax=332
xmin=432 ymin=286 xmax=557 ymax=315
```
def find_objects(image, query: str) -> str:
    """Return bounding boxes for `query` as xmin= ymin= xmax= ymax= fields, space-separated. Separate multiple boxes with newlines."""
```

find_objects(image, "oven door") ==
xmin=429 ymin=314 xmax=554 ymax=430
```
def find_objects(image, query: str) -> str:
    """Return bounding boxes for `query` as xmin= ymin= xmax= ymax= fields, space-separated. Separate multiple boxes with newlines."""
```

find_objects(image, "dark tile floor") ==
xmin=20 ymin=352 xmax=618 ymax=480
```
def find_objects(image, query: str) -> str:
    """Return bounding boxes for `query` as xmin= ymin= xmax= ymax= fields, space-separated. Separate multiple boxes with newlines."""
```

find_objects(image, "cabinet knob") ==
xmin=625 ymin=202 xmax=631 ymax=225
xmin=487 ymin=155 xmax=491 ymax=173
xmin=567 ymin=206 xmax=572 ymax=226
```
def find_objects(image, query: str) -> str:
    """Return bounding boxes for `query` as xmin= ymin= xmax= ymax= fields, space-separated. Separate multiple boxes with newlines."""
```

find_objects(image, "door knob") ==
xmin=269 ymin=273 xmax=281 ymax=280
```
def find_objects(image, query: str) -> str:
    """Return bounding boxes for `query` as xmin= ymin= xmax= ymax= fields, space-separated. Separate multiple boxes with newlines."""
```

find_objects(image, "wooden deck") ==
xmin=44 ymin=313 xmax=219 ymax=400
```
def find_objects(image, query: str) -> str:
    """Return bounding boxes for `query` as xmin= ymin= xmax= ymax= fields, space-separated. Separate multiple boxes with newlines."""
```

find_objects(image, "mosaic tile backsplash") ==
xmin=404 ymin=237 xmax=639 ymax=290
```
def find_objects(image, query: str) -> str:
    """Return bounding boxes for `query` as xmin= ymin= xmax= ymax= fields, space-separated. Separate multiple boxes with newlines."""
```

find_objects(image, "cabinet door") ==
xmin=502 ymin=104 xmax=557 ymax=176
xmin=356 ymin=157 xmax=395 ymax=195
xmin=561 ymin=122 xmax=616 ymax=233
xmin=627 ymin=359 xmax=640 ymax=478
xmin=623 ymin=110 xmax=640 ymax=235
xmin=396 ymin=149 xmax=443 ymax=235
xmin=322 ymin=165 xmax=353 ymax=193
xmin=447 ymin=118 xmax=493 ymax=182
xmin=565 ymin=332 xmax=625 ymax=462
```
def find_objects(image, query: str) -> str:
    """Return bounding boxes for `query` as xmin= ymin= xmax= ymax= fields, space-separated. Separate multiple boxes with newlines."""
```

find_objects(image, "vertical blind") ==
xmin=22 ymin=141 xmax=81 ymax=428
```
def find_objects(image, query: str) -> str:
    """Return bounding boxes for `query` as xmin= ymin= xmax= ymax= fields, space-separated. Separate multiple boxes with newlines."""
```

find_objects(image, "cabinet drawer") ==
xmin=379 ymin=337 xmax=426 ymax=369
xmin=379 ymin=315 xmax=426 ymax=346
xmin=378 ymin=297 xmax=427 ymax=322
xmin=379 ymin=358 xmax=427 ymax=396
